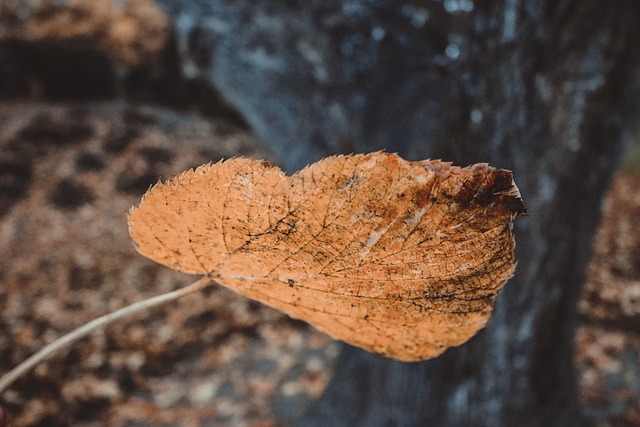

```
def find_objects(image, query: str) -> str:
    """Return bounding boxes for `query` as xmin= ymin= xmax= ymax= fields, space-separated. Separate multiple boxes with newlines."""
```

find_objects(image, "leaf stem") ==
xmin=0 ymin=276 xmax=213 ymax=394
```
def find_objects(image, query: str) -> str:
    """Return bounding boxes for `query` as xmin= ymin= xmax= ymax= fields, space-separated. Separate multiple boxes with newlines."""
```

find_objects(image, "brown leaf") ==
xmin=128 ymin=152 xmax=525 ymax=361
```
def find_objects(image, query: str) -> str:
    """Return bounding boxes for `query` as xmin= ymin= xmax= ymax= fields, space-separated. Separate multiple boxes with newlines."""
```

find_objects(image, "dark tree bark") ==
xmin=298 ymin=3 xmax=640 ymax=426
xmin=157 ymin=0 xmax=640 ymax=425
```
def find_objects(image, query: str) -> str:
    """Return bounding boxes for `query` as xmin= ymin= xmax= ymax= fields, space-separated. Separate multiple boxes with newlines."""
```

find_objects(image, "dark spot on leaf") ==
xmin=288 ymin=279 xmax=295 ymax=287
xmin=504 ymin=196 xmax=527 ymax=217
xmin=485 ymin=169 xmax=514 ymax=193
xmin=413 ymin=187 xmax=432 ymax=208
xmin=455 ymin=166 xmax=487 ymax=208
xmin=259 ymin=160 xmax=276 ymax=169
xmin=475 ymin=169 xmax=526 ymax=216
xmin=75 ymin=152 xmax=105 ymax=172
xmin=475 ymin=169 xmax=513 ymax=206
xmin=49 ymin=179 xmax=95 ymax=209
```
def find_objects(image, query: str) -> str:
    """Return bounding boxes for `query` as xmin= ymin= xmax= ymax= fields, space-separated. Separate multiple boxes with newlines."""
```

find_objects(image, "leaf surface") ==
xmin=128 ymin=152 xmax=525 ymax=361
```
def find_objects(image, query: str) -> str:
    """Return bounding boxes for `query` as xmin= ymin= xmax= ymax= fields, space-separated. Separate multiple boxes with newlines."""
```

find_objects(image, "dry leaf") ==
xmin=128 ymin=152 xmax=525 ymax=361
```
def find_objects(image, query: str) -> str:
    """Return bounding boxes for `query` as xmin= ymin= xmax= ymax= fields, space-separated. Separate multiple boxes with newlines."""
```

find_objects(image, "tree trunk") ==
xmin=299 ymin=3 xmax=640 ymax=426
xmin=158 ymin=0 xmax=640 ymax=425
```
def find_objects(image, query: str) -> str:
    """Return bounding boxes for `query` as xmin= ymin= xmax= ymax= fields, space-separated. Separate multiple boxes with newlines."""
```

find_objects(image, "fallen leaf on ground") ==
xmin=128 ymin=151 xmax=525 ymax=361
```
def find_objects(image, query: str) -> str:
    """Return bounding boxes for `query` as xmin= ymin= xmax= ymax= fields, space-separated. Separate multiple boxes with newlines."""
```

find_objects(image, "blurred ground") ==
xmin=576 ymin=164 xmax=640 ymax=426
xmin=0 ymin=102 xmax=338 ymax=426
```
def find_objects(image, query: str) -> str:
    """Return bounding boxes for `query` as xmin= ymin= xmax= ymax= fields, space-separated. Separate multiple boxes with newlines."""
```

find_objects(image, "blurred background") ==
xmin=1 ymin=1 xmax=639 ymax=426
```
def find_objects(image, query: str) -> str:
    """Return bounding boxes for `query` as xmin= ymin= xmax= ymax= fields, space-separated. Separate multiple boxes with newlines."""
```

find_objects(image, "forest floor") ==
xmin=576 ymin=172 xmax=640 ymax=427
